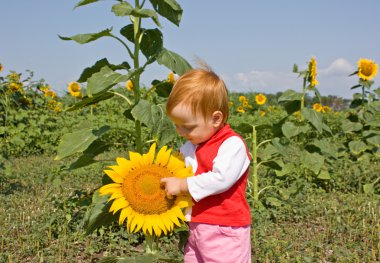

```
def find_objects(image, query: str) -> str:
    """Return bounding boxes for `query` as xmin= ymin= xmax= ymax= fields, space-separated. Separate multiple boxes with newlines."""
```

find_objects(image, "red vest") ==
xmin=191 ymin=124 xmax=252 ymax=226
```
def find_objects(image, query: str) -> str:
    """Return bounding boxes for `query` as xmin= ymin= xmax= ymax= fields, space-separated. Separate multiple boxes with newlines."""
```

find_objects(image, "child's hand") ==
xmin=160 ymin=177 xmax=188 ymax=198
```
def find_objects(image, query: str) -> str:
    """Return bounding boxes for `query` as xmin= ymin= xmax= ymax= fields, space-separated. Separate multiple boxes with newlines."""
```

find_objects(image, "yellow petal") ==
xmin=104 ymin=169 xmax=124 ymax=183
xmin=175 ymin=196 xmax=192 ymax=208
xmin=167 ymin=155 xmax=185 ymax=173
xmin=143 ymin=216 xmax=153 ymax=236
xmin=167 ymin=209 xmax=181 ymax=227
xmin=129 ymin=151 xmax=143 ymax=168
xmin=109 ymin=188 xmax=124 ymax=201
xmin=119 ymin=207 xmax=132 ymax=225
xmin=99 ymin=183 xmax=121 ymax=195
xmin=116 ymin=157 xmax=133 ymax=171
xmin=133 ymin=213 xmax=144 ymax=233
xmin=156 ymin=146 xmax=171 ymax=166
xmin=109 ymin=197 xmax=129 ymax=214
xmin=172 ymin=206 xmax=186 ymax=222
xmin=141 ymin=143 xmax=156 ymax=166
xmin=153 ymin=215 xmax=165 ymax=236
xmin=109 ymin=165 xmax=128 ymax=178
xmin=161 ymin=214 xmax=174 ymax=232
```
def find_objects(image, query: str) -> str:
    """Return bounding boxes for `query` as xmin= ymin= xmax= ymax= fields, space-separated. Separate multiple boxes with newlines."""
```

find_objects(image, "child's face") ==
xmin=169 ymin=103 xmax=222 ymax=145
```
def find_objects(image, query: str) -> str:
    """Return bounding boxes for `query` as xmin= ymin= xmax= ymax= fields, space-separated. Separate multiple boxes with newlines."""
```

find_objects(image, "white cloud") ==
xmin=319 ymin=58 xmax=355 ymax=77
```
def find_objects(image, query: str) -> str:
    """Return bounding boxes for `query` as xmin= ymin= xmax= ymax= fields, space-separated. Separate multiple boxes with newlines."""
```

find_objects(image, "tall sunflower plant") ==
xmin=54 ymin=0 xmax=193 ymax=260
xmin=349 ymin=58 xmax=379 ymax=106
xmin=55 ymin=0 xmax=192 ymax=164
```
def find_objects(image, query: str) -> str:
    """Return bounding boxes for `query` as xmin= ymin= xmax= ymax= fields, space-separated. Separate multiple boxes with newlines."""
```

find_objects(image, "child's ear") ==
xmin=212 ymin=111 xmax=223 ymax=127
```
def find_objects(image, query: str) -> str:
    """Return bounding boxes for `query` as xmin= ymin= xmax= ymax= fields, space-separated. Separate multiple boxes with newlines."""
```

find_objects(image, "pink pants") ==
xmin=184 ymin=222 xmax=251 ymax=263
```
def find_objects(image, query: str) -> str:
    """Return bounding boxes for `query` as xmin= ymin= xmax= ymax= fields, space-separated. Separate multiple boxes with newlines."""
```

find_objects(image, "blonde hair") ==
xmin=166 ymin=67 xmax=229 ymax=123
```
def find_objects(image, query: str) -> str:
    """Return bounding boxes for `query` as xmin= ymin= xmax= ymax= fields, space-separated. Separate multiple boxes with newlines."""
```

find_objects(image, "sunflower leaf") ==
xmin=55 ymin=125 xmax=110 ymax=160
xmin=58 ymin=28 xmax=113 ymax=44
xmin=301 ymin=108 xmax=323 ymax=133
xmin=149 ymin=0 xmax=183 ymax=26
xmin=74 ymin=0 xmax=100 ymax=9
xmin=156 ymin=48 xmax=192 ymax=75
xmin=83 ymin=190 xmax=119 ymax=235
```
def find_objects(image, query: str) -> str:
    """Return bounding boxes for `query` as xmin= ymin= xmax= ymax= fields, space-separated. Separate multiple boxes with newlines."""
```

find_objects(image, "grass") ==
xmin=0 ymin=154 xmax=379 ymax=263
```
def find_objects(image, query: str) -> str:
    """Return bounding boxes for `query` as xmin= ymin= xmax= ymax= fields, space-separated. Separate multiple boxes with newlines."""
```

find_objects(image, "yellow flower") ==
xmin=0 ymin=64 xmax=3 ymax=72
xmin=239 ymin=95 xmax=246 ymax=102
xmin=313 ymin=103 xmax=322 ymax=112
xmin=40 ymin=85 xmax=50 ymax=93
xmin=357 ymin=58 xmax=378 ymax=81
xmin=242 ymin=100 xmax=249 ymax=107
xmin=9 ymin=73 xmax=20 ymax=82
xmin=293 ymin=110 xmax=301 ymax=118
xmin=8 ymin=82 xmax=23 ymax=93
xmin=308 ymin=57 xmax=319 ymax=87
xmin=19 ymin=96 xmax=32 ymax=107
xmin=99 ymin=143 xmax=193 ymax=237
xmin=237 ymin=106 xmax=245 ymax=113
xmin=259 ymin=110 xmax=266 ymax=117
xmin=44 ymin=90 xmax=57 ymax=98
xmin=322 ymin=105 xmax=331 ymax=113
xmin=68 ymin=82 xmax=81 ymax=97
xmin=126 ymin=80 xmax=134 ymax=91
xmin=168 ymin=72 xmax=175 ymax=84
xmin=228 ymin=101 xmax=234 ymax=107
xmin=255 ymin=93 xmax=266 ymax=105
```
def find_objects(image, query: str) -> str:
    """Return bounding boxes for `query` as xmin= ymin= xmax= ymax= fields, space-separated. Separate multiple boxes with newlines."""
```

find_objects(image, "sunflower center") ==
xmin=122 ymin=164 xmax=174 ymax=215
xmin=362 ymin=64 xmax=373 ymax=76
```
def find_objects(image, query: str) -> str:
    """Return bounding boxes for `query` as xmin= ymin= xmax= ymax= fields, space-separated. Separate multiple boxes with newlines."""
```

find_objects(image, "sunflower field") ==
xmin=1 ymin=0 xmax=380 ymax=262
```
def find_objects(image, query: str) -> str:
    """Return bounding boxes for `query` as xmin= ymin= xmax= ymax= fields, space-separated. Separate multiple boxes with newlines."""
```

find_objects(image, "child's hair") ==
xmin=166 ymin=66 xmax=229 ymax=123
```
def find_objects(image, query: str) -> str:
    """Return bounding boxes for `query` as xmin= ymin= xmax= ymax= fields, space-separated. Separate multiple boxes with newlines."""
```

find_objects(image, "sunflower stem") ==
xmin=144 ymin=234 xmax=158 ymax=254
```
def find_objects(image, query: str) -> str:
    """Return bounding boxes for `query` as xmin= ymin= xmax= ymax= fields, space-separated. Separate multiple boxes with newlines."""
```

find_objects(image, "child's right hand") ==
xmin=160 ymin=177 xmax=188 ymax=198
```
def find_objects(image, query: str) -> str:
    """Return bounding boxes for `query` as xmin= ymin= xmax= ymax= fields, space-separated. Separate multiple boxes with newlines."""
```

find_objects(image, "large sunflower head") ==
xmin=308 ymin=57 xmax=319 ymax=87
xmin=99 ymin=143 xmax=193 ymax=237
xmin=357 ymin=58 xmax=378 ymax=81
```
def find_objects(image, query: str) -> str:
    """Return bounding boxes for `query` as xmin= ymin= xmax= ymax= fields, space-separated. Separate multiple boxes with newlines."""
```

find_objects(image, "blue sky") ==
xmin=1 ymin=0 xmax=380 ymax=98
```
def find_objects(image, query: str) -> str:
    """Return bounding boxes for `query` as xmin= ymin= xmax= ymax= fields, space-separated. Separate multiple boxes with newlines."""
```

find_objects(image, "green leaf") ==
xmin=301 ymin=151 xmax=324 ymax=175
xmin=317 ymin=170 xmax=331 ymax=180
xmin=366 ymin=135 xmax=380 ymax=147
xmin=292 ymin=64 xmax=298 ymax=73
xmin=348 ymin=140 xmax=367 ymax=155
xmin=78 ymin=59 xmax=130 ymax=83
xmin=301 ymin=108 xmax=323 ymax=133
xmin=278 ymin=89 xmax=303 ymax=102
xmin=120 ymin=24 xmax=134 ymax=42
xmin=132 ymin=8 xmax=161 ymax=27
xmin=111 ymin=2 xmax=133 ymax=16
xmin=69 ymin=140 xmax=110 ymax=170
xmin=74 ymin=0 xmax=100 ymax=9
xmin=58 ymin=28 xmax=112 ymax=44
xmin=66 ymin=92 xmax=114 ymax=111
xmin=363 ymin=183 xmax=374 ymax=194
xmin=140 ymin=29 xmax=163 ymax=59
xmin=83 ymin=190 xmax=119 ymax=235
xmin=266 ymin=197 xmax=282 ymax=207
xmin=157 ymin=48 xmax=192 ymax=75
xmin=55 ymin=125 xmax=110 ymax=160
xmin=151 ymin=80 xmax=173 ymax=98
xmin=373 ymin=87 xmax=380 ymax=97
xmin=271 ymin=138 xmax=287 ymax=157
xmin=281 ymin=121 xmax=309 ymax=139
xmin=131 ymin=100 xmax=176 ymax=146
xmin=311 ymin=138 xmax=337 ymax=159
xmin=149 ymin=0 xmax=183 ymax=26
xmin=341 ymin=120 xmax=363 ymax=133
xmin=86 ymin=66 xmax=131 ymax=97
xmin=235 ymin=122 xmax=253 ymax=134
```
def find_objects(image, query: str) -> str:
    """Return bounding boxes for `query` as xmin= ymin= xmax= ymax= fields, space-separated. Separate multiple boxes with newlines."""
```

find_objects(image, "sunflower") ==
xmin=99 ymin=143 xmax=193 ymax=237
xmin=322 ymin=105 xmax=331 ymax=113
xmin=308 ymin=57 xmax=319 ymax=87
xmin=239 ymin=95 xmax=246 ymax=102
xmin=259 ymin=110 xmax=266 ymax=117
xmin=255 ymin=93 xmax=266 ymax=105
xmin=44 ymin=90 xmax=57 ymax=98
xmin=313 ymin=103 xmax=322 ymax=112
xmin=68 ymin=81 xmax=81 ymax=97
xmin=0 ymin=63 xmax=3 ymax=72
xmin=228 ymin=101 xmax=234 ymax=107
xmin=167 ymin=72 xmax=175 ymax=84
xmin=126 ymin=80 xmax=134 ymax=91
xmin=237 ymin=106 xmax=245 ymax=113
xmin=357 ymin=58 xmax=378 ymax=81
